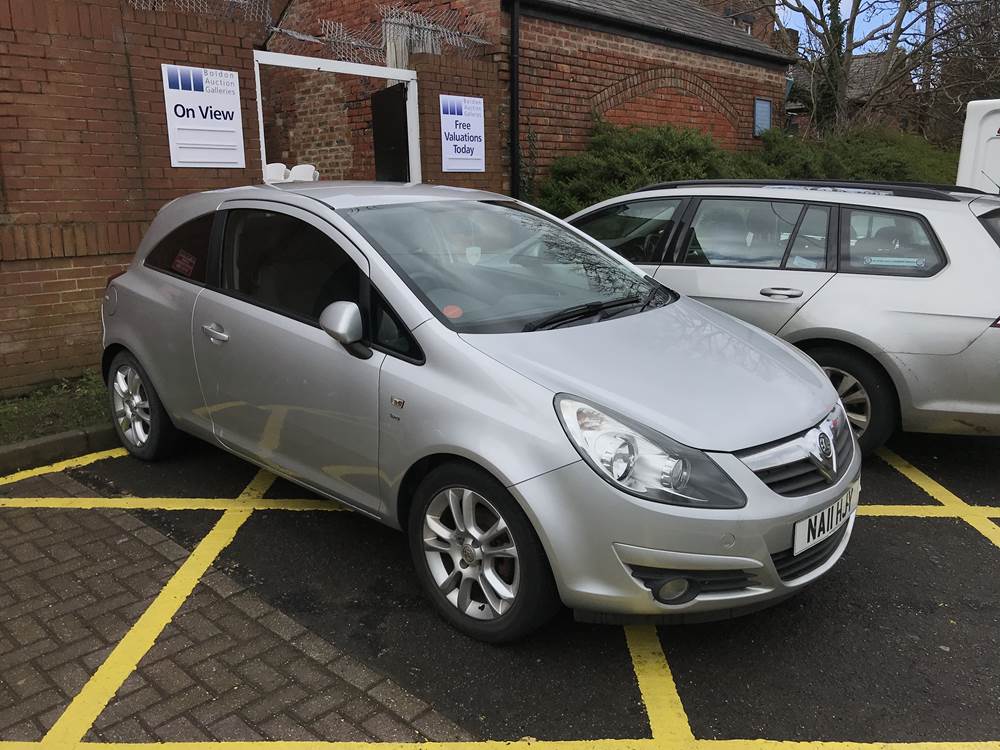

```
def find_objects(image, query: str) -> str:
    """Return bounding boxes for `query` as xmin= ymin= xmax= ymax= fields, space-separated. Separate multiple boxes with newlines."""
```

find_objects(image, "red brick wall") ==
xmin=0 ymin=0 xmax=264 ymax=395
xmin=514 ymin=14 xmax=787 ymax=184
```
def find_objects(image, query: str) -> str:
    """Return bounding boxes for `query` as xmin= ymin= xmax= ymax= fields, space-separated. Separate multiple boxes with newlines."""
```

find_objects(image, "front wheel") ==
xmin=107 ymin=351 xmax=178 ymax=460
xmin=808 ymin=346 xmax=896 ymax=455
xmin=408 ymin=463 xmax=559 ymax=643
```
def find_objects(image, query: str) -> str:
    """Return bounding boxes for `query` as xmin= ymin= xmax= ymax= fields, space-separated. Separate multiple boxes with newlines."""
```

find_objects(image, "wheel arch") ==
xmin=394 ymin=452 xmax=504 ymax=532
xmin=101 ymin=343 xmax=128 ymax=383
xmin=792 ymin=336 xmax=904 ymax=429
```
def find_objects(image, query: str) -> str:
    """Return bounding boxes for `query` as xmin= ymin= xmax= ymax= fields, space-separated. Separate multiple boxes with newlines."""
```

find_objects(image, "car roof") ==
xmin=574 ymin=182 xmax=992 ymax=218
xmin=171 ymin=181 xmax=510 ymax=212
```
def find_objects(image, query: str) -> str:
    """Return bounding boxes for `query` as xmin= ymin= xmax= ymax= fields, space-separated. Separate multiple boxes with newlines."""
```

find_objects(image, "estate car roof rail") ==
xmin=636 ymin=179 xmax=986 ymax=202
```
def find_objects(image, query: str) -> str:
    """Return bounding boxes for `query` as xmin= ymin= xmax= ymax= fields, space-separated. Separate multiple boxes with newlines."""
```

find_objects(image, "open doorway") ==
xmin=252 ymin=51 xmax=421 ymax=183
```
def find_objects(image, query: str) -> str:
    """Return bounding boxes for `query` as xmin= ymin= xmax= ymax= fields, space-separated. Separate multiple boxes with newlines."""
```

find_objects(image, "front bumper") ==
xmin=509 ymin=445 xmax=862 ymax=618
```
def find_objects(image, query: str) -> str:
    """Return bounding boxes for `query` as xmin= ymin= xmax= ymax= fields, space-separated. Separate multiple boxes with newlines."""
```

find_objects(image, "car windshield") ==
xmin=344 ymin=200 xmax=670 ymax=333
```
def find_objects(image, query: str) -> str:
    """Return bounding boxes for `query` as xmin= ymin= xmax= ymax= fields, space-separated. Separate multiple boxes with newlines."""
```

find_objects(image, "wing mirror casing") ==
xmin=319 ymin=301 xmax=372 ymax=359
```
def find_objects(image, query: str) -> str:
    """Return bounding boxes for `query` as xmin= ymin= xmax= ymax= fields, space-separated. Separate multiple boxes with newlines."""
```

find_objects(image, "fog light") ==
xmin=657 ymin=577 xmax=691 ymax=603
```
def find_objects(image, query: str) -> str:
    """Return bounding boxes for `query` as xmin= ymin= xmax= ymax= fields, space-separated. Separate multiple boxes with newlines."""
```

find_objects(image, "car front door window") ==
xmin=572 ymin=199 xmax=682 ymax=265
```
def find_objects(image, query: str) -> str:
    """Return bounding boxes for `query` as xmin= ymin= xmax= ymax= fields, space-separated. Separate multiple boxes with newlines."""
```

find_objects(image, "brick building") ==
xmin=0 ymin=0 xmax=789 ymax=396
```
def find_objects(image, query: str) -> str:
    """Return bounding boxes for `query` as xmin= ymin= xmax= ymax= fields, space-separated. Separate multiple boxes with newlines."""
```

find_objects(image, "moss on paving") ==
xmin=0 ymin=369 xmax=108 ymax=445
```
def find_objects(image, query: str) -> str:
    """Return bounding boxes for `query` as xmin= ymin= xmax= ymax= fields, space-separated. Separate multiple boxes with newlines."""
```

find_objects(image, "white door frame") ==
xmin=252 ymin=50 xmax=422 ymax=182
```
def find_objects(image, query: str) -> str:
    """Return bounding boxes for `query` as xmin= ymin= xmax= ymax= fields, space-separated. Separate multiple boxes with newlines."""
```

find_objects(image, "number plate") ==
xmin=793 ymin=481 xmax=860 ymax=555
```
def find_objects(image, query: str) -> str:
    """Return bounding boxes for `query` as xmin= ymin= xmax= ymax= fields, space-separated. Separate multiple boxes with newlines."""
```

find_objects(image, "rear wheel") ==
xmin=107 ymin=351 xmax=178 ymax=460
xmin=408 ymin=463 xmax=559 ymax=642
xmin=807 ymin=346 xmax=896 ymax=455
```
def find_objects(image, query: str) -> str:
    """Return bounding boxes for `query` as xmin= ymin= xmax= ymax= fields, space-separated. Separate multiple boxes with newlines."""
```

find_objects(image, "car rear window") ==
xmin=979 ymin=208 xmax=1000 ymax=247
xmin=840 ymin=208 xmax=944 ymax=277
xmin=145 ymin=214 xmax=214 ymax=284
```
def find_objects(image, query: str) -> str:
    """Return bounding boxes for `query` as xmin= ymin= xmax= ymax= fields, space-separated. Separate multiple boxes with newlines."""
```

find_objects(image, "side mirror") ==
xmin=319 ymin=301 xmax=371 ymax=359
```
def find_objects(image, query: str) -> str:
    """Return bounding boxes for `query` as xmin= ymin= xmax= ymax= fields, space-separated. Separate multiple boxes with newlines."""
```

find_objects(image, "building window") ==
xmin=754 ymin=98 xmax=772 ymax=136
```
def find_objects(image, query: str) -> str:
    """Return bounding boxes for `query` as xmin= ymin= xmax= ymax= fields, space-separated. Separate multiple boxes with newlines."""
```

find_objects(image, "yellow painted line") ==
xmin=0 ymin=496 xmax=344 ymax=512
xmin=876 ymin=448 xmax=965 ymax=509
xmin=625 ymin=625 xmax=694 ymax=743
xmin=739 ymin=744 xmax=979 ymax=750
xmin=877 ymin=447 xmax=1000 ymax=548
xmin=0 ymin=448 xmax=127 ymax=487
xmin=41 ymin=470 xmax=273 ymax=745
xmin=858 ymin=504 xmax=999 ymax=519
xmin=962 ymin=515 xmax=1000 ymax=549
xmin=857 ymin=504 xmax=958 ymax=518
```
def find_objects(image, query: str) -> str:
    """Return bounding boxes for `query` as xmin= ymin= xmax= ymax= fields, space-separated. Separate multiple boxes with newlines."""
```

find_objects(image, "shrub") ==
xmin=532 ymin=122 xmax=960 ymax=217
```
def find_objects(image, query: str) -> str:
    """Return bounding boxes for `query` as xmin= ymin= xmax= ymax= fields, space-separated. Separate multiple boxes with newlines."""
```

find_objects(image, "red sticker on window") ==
xmin=442 ymin=304 xmax=463 ymax=319
xmin=171 ymin=249 xmax=197 ymax=277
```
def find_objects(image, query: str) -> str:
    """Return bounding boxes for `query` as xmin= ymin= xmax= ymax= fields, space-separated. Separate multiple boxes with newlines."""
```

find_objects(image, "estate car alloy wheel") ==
xmin=823 ymin=366 xmax=871 ymax=438
xmin=408 ymin=463 xmax=559 ymax=642
xmin=808 ymin=345 xmax=897 ymax=455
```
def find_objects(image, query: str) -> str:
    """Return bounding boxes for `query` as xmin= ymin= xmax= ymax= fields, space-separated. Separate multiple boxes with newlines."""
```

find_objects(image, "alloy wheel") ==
xmin=824 ymin=366 xmax=870 ymax=437
xmin=112 ymin=364 xmax=151 ymax=447
xmin=422 ymin=487 xmax=520 ymax=620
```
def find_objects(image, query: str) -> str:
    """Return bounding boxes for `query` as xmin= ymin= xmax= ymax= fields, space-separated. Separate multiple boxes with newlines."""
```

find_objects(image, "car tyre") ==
xmin=107 ymin=350 xmax=178 ymax=461
xmin=808 ymin=346 xmax=896 ymax=455
xmin=408 ymin=463 xmax=560 ymax=643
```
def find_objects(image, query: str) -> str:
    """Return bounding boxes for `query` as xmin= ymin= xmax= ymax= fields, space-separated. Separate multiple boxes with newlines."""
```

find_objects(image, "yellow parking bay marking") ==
xmin=41 ymin=470 xmax=274 ymax=746
xmin=625 ymin=625 xmax=694 ymax=743
xmin=0 ymin=448 xmax=127 ymax=487
xmin=877 ymin=447 xmax=1000 ymax=549
xmin=0 ymin=450 xmax=996 ymax=750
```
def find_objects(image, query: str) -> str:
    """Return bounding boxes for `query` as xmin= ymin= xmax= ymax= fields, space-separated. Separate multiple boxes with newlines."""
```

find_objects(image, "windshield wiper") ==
xmin=522 ymin=295 xmax=641 ymax=332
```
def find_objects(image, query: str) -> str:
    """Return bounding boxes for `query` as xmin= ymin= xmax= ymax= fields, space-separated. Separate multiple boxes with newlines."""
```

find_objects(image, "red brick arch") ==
xmin=592 ymin=67 xmax=742 ymax=133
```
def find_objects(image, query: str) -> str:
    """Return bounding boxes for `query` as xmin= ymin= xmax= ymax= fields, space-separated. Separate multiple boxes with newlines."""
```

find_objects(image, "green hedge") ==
xmin=533 ymin=123 xmax=960 ymax=217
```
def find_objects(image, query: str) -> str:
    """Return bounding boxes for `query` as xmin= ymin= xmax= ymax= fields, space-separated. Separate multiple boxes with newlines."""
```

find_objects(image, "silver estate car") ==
xmin=570 ymin=179 xmax=1000 ymax=454
xmin=102 ymin=181 xmax=860 ymax=642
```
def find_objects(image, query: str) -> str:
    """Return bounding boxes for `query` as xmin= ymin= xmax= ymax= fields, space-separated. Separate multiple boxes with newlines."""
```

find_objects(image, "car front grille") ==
xmin=738 ymin=406 xmax=854 ymax=497
xmin=770 ymin=522 xmax=849 ymax=581
xmin=628 ymin=566 xmax=758 ymax=595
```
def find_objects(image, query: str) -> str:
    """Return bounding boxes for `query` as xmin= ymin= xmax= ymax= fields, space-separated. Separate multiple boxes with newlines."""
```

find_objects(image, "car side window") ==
xmin=144 ymin=213 xmax=214 ymax=283
xmin=841 ymin=208 xmax=944 ymax=276
xmin=572 ymin=199 xmax=682 ymax=264
xmin=222 ymin=209 xmax=361 ymax=322
xmin=682 ymin=199 xmax=804 ymax=268
xmin=785 ymin=205 xmax=831 ymax=270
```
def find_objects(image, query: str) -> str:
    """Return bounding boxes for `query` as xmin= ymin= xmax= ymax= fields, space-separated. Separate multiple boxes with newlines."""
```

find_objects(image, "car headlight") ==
xmin=555 ymin=395 xmax=746 ymax=509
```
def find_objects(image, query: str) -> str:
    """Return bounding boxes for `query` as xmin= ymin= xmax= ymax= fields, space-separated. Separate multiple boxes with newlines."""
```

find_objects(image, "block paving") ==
xmin=0 ymin=470 xmax=471 ymax=743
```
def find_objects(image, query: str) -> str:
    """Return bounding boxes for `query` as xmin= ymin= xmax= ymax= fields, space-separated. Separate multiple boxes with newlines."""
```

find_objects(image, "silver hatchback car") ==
xmin=102 ymin=182 xmax=860 ymax=641
xmin=570 ymin=179 xmax=1000 ymax=453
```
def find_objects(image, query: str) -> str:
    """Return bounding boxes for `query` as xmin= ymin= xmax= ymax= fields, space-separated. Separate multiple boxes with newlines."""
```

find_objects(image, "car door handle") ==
xmin=201 ymin=323 xmax=229 ymax=343
xmin=759 ymin=287 xmax=804 ymax=299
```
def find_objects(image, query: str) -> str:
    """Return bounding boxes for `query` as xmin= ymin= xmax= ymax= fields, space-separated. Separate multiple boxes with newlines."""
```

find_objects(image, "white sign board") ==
xmin=161 ymin=64 xmax=245 ymax=169
xmin=440 ymin=95 xmax=485 ymax=172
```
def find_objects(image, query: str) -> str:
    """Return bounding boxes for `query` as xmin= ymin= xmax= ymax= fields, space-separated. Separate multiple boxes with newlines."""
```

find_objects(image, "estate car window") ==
xmin=786 ymin=205 xmax=830 ymax=270
xmin=841 ymin=208 xmax=943 ymax=276
xmin=144 ymin=213 xmax=214 ymax=283
xmin=572 ymin=199 xmax=682 ymax=264
xmin=683 ymin=199 xmax=804 ymax=268
xmin=222 ymin=209 xmax=361 ymax=321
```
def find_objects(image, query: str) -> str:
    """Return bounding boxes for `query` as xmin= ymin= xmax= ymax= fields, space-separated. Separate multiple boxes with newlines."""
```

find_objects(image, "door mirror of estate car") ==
xmin=319 ymin=301 xmax=372 ymax=359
